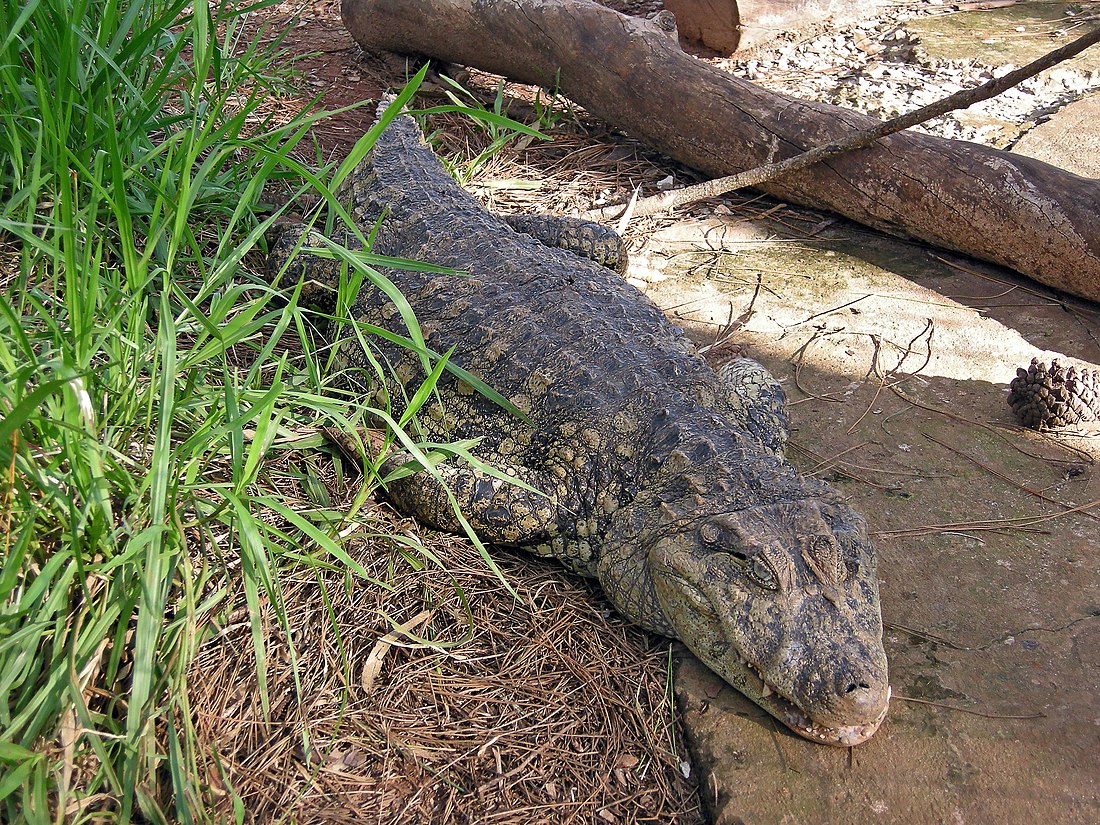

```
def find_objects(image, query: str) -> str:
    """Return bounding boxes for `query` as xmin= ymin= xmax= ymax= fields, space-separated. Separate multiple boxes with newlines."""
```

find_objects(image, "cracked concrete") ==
xmin=633 ymin=204 xmax=1100 ymax=824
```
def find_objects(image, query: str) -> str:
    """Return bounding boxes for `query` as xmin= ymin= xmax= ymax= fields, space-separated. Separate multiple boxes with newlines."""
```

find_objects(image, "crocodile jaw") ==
xmin=726 ymin=646 xmax=890 ymax=746
xmin=660 ymin=567 xmax=890 ymax=746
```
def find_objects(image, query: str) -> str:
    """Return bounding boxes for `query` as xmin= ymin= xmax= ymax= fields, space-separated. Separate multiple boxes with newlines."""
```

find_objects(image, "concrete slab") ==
xmin=1012 ymin=93 xmax=1100 ymax=178
xmin=907 ymin=3 xmax=1100 ymax=74
xmin=632 ymin=208 xmax=1100 ymax=824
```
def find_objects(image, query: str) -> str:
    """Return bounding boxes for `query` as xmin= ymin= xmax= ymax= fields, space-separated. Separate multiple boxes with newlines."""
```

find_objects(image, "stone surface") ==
xmin=635 ymin=208 xmax=1100 ymax=824
xmin=637 ymin=6 xmax=1100 ymax=818
xmin=907 ymin=2 xmax=1100 ymax=72
xmin=1012 ymin=93 xmax=1100 ymax=178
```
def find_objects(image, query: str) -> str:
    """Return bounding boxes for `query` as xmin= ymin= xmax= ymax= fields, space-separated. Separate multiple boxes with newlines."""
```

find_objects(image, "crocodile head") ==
xmin=650 ymin=491 xmax=889 ymax=746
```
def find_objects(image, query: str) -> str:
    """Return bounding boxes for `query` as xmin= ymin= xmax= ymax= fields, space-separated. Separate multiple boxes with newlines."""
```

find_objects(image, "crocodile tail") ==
xmin=265 ymin=221 xmax=355 ymax=312
xmin=370 ymin=92 xmax=431 ymax=156
xmin=263 ymin=94 xmax=410 ymax=300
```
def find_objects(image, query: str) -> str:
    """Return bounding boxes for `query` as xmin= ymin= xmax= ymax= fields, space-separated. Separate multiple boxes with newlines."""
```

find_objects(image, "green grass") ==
xmin=0 ymin=1 xmax=510 ymax=821
xmin=427 ymin=74 xmax=566 ymax=184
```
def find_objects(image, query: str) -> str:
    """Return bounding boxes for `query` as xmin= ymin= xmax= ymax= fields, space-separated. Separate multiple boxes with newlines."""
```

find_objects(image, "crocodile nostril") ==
xmin=832 ymin=671 xmax=890 ymax=725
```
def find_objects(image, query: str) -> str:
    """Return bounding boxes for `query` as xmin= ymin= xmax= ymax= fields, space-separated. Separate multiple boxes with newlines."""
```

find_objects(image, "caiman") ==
xmin=266 ymin=98 xmax=891 ymax=746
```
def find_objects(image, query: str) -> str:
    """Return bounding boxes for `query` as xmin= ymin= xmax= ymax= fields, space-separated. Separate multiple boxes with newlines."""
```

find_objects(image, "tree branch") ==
xmin=585 ymin=24 xmax=1100 ymax=222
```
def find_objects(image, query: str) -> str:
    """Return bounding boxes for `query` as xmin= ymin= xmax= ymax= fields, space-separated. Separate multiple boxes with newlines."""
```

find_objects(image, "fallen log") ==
xmin=342 ymin=0 xmax=1100 ymax=302
xmin=586 ymin=25 xmax=1100 ymax=221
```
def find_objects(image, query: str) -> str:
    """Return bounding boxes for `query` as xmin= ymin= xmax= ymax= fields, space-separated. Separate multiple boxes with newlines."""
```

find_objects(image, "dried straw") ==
xmin=189 ymin=453 xmax=701 ymax=824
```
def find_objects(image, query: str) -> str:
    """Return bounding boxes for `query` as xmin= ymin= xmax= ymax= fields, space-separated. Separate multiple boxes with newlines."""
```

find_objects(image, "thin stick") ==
xmin=875 ymin=495 xmax=1100 ymax=537
xmin=585 ymin=24 xmax=1100 ymax=222
xmin=923 ymin=433 xmax=1100 ymax=524
xmin=893 ymin=695 xmax=1046 ymax=720
xmin=885 ymin=622 xmax=973 ymax=651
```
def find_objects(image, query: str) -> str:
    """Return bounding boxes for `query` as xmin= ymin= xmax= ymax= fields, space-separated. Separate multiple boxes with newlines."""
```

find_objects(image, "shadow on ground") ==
xmin=637 ymin=207 xmax=1100 ymax=824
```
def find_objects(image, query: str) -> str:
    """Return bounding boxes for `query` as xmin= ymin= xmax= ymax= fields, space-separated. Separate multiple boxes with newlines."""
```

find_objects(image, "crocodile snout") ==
xmin=832 ymin=666 xmax=890 ymax=727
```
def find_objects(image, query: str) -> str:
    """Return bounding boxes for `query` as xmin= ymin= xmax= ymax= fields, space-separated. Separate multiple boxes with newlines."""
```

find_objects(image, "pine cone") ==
xmin=1008 ymin=357 xmax=1100 ymax=430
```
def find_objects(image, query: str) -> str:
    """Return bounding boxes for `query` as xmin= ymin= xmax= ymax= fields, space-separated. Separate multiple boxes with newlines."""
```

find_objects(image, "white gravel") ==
xmin=716 ymin=0 xmax=1100 ymax=147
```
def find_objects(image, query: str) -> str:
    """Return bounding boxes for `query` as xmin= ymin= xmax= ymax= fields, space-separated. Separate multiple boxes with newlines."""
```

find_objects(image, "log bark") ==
xmin=342 ymin=0 xmax=1100 ymax=302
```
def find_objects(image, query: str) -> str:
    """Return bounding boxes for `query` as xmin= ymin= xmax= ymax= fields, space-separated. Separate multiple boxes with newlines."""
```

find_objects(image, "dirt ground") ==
xmin=643 ymin=214 xmax=1100 ymax=824
xmin=206 ymin=2 xmax=1100 ymax=823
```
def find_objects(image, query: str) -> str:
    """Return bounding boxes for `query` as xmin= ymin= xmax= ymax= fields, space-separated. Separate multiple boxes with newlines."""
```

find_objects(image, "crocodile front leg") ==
xmin=383 ymin=456 xmax=564 ymax=546
xmin=715 ymin=358 xmax=790 ymax=457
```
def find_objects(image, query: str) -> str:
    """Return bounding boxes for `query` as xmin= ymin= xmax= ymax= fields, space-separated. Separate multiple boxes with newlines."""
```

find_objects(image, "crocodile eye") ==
xmin=750 ymin=557 xmax=778 ymax=590
xmin=699 ymin=522 xmax=721 ymax=545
